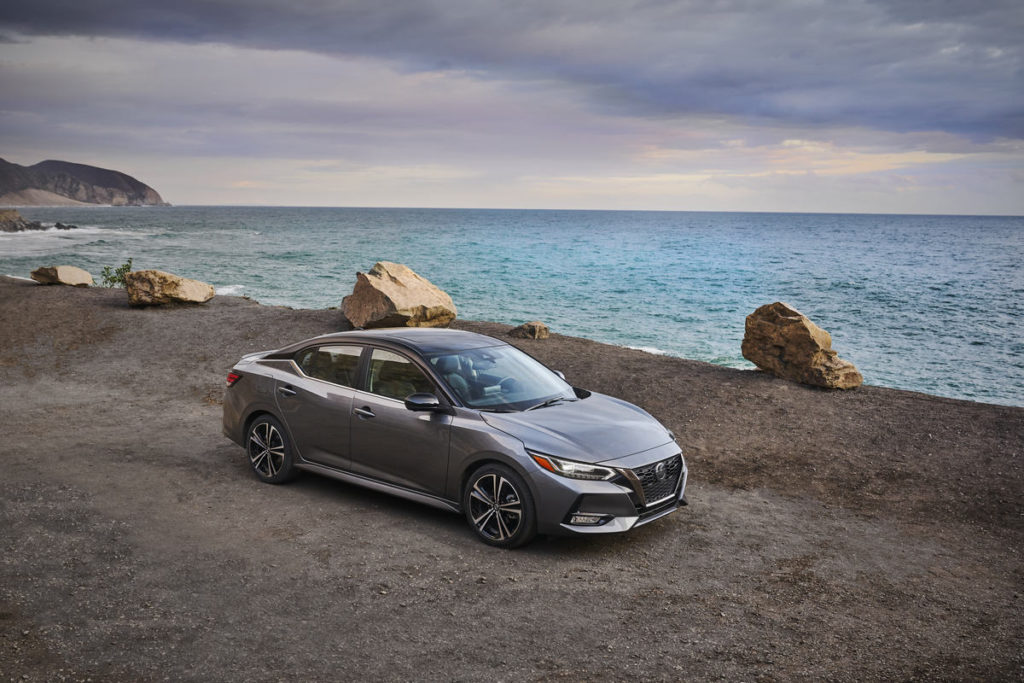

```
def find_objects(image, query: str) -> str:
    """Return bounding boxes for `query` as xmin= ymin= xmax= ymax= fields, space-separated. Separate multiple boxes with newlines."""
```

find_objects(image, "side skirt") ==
xmin=295 ymin=461 xmax=462 ymax=514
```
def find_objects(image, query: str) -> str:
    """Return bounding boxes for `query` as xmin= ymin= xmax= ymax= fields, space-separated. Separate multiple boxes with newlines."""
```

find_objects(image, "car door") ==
xmin=349 ymin=347 xmax=453 ymax=496
xmin=275 ymin=344 xmax=363 ymax=470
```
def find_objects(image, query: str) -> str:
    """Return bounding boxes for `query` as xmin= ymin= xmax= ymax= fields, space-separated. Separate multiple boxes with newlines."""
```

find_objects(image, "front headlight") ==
xmin=529 ymin=451 xmax=616 ymax=481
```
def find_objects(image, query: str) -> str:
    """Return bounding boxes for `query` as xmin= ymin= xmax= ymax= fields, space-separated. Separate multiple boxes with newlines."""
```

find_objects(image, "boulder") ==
xmin=741 ymin=302 xmax=863 ymax=389
xmin=30 ymin=265 xmax=94 ymax=287
xmin=509 ymin=321 xmax=550 ymax=339
xmin=342 ymin=261 xmax=456 ymax=328
xmin=124 ymin=269 xmax=215 ymax=306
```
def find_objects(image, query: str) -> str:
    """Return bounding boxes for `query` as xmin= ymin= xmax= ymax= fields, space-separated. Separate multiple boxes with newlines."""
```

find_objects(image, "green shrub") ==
xmin=100 ymin=258 xmax=133 ymax=288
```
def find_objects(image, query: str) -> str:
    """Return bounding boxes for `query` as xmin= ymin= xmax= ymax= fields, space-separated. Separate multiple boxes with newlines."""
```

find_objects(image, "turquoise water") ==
xmin=2 ymin=206 xmax=1022 ymax=407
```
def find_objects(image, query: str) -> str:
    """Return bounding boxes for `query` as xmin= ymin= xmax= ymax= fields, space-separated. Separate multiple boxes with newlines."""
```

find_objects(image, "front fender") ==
xmin=447 ymin=410 xmax=532 ymax=502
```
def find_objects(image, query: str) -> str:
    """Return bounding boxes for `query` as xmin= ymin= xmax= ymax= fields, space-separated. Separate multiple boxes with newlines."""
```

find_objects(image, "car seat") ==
xmin=435 ymin=355 xmax=471 ymax=402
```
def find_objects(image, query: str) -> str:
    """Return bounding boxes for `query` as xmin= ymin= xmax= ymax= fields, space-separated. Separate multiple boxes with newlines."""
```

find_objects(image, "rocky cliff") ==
xmin=0 ymin=158 xmax=169 ymax=206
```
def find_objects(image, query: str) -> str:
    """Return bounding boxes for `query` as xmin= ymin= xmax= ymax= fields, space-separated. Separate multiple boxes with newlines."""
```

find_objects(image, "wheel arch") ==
xmin=241 ymin=407 xmax=297 ymax=451
xmin=458 ymin=453 xmax=535 ymax=501
xmin=243 ymin=408 xmax=276 ymax=437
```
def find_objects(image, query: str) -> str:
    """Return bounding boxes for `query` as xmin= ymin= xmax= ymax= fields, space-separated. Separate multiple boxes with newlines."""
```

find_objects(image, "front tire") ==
xmin=246 ymin=415 xmax=297 ymax=484
xmin=463 ymin=464 xmax=537 ymax=548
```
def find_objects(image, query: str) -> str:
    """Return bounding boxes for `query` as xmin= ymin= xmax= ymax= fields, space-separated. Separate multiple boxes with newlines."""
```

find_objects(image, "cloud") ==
xmin=1 ymin=4 xmax=1021 ymax=213
xmin=1 ymin=0 xmax=1021 ymax=139
xmin=0 ymin=35 xmax=644 ymax=167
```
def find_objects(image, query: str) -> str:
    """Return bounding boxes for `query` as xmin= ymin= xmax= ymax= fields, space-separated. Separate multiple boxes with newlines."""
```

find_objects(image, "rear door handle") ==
xmin=354 ymin=406 xmax=375 ymax=419
xmin=278 ymin=386 xmax=297 ymax=397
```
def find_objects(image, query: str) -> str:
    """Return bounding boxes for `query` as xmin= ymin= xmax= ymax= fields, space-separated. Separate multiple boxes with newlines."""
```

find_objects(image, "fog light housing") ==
xmin=569 ymin=513 xmax=609 ymax=526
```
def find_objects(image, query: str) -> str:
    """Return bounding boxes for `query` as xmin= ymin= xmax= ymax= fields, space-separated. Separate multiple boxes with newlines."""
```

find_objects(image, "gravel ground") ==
xmin=1 ymin=276 xmax=1021 ymax=681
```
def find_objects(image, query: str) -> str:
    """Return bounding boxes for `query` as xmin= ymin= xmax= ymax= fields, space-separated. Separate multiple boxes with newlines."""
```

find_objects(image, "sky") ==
xmin=1 ymin=0 xmax=1022 ymax=214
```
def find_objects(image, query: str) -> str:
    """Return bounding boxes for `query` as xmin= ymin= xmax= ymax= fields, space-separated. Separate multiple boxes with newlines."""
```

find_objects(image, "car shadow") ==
xmin=279 ymin=467 xmax=668 ymax=557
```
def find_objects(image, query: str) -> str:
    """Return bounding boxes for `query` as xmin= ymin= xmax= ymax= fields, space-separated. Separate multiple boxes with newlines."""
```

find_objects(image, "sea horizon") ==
xmin=12 ymin=203 xmax=1022 ymax=218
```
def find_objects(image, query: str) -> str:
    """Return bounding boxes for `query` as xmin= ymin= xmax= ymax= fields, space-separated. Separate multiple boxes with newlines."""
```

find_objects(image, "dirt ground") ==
xmin=1 ymin=276 xmax=1021 ymax=681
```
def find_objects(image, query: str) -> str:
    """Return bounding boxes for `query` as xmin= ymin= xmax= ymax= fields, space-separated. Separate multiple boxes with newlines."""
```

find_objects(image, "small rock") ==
xmin=30 ymin=265 xmax=94 ymax=287
xmin=508 ymin=321 xmax=550 ymax=339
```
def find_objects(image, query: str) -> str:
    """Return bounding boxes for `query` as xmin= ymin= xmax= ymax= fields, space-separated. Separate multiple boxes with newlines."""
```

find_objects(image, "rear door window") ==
xmin=295 ymin=345 xmax=363 ymax=387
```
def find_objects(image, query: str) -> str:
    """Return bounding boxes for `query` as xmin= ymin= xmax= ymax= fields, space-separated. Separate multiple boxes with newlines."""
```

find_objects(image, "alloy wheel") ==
xmin=468 ymin=473 xmax=523 ymax=542
xmin=249 ymin=421 xmax=285 ymax=478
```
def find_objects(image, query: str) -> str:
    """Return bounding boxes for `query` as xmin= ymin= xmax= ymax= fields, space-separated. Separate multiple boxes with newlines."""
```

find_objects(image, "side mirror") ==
xmin=553 ymin=370 xmax=566 ymax=380
xmin=404 ymin=392 xmax=444 ymax=411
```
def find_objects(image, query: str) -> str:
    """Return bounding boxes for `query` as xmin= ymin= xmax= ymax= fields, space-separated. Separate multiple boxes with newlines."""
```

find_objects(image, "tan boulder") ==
xmin=124 ymin=269 xmax=215 ymax=306
xmin=342 ymin=261 xmax=456 ymax=328
xmin=741 ymin=302 xmax=862 ymax=389
xmin=30 ymin=265 xmax=94 ymax=287
xmin=509 ymin=321 xmax=550 ymax=339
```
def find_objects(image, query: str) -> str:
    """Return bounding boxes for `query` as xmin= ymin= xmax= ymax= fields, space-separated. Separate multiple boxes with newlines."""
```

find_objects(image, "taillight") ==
xmin=226 ymin=371 xmax=241 ymax=387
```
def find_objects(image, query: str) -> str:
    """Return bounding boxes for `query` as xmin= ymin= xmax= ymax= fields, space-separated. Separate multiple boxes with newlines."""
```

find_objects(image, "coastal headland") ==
xmin=0 ymin=158 xmax=168 ymax=207
xmin=1 ymin=275 xmax=1021 ymax=679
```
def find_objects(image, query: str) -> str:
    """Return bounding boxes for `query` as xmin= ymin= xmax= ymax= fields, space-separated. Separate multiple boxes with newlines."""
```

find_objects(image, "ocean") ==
xmin=2 ymin=206 xmax=1022 ymax=407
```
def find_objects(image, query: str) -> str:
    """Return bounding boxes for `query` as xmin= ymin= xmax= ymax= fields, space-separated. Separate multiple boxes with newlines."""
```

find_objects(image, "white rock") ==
xmin=342 ymin=261 xmax=456 ymax=328
xmin=30 ymin=265 xmax=94 ymax=287
xmin=125 ymin=269 xmax=215 ymax=306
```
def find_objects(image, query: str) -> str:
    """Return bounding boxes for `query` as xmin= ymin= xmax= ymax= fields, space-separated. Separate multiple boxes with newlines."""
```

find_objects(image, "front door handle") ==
xmin=354 ymin=406 xmax=375 ymax=419
xmin=278 ymin=386 xmax=297 ymax=397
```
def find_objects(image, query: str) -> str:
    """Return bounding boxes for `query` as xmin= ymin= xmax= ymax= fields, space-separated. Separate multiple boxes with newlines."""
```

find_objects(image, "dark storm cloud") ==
xmin=2 ymin=0 xmax=1021 ymax=139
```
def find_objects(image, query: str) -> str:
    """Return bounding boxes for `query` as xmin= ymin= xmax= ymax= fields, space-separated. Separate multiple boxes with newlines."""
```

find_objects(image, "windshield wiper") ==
xmin=524 ymin=396 xmax=576 ymax=411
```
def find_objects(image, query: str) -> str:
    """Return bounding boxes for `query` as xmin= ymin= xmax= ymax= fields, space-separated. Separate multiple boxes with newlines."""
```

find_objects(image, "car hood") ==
xmin=480 ymin=392 xmax=672 ymax=464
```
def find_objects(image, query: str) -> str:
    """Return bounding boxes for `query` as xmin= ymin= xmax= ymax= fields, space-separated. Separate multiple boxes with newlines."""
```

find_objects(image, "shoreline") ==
xmin=2 ymin=272 xmax=1017 ymax=409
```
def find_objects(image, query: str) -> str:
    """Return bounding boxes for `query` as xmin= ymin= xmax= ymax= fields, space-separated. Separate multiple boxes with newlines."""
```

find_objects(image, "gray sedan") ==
xmin=223 ymin=328 xmax=687 ymax=548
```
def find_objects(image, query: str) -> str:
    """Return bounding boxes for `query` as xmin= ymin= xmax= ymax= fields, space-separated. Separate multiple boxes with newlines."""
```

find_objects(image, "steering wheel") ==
xmin=497 ymin=377 xmax=519 ymax=392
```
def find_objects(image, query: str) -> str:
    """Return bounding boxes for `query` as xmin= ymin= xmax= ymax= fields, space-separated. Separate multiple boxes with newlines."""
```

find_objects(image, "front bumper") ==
xmin=528 ymin=442 xmax=688 ymax=537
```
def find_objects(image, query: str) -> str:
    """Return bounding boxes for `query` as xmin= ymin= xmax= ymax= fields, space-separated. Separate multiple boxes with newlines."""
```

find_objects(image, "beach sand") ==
xmin=1 ymin=275 xmax=1021 ymax=680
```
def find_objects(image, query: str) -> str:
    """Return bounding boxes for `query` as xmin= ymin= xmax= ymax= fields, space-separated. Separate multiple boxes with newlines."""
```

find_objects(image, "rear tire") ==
xmin=463 ymin=464 xmax=537 ymax=548
xmin=246 ymin=415 xmax=297 ymax=484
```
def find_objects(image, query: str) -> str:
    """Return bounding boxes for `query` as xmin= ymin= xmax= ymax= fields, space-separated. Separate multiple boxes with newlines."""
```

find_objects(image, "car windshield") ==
xmin=427 ymin=345 xmax=577 ymax=411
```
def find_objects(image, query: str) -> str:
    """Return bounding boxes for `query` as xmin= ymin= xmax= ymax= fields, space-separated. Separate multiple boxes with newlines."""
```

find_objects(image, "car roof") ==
xmin=296 ymin=327 xmax=508 ymax=355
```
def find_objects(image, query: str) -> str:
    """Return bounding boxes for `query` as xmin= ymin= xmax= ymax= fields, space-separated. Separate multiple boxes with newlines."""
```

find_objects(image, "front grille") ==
xmin=632 ymin=454 xmax=682 ymax=507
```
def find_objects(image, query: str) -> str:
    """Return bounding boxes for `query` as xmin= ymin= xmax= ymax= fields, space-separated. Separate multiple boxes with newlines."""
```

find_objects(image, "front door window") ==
xmin=367 ymin=348 xmax=435 ymax=400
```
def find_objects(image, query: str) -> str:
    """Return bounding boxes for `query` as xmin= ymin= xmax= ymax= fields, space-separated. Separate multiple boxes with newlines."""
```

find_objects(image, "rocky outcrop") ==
xmin=509 ymin=321 xmax=550 ymax=339
xmin=0 ymin=209 xmax=46 ymax=232
xmin=342 ymin=262 xmax=456 ymax=328
xmin=0 ymin=157 xmax=168 ymax=207
xmin=30 ymin=265 xmax=94 ymax=287
xmin=124 ymin=270 xmax=214 ymax=306
xmin=741 ymin=302 xmax=863 ymax=389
